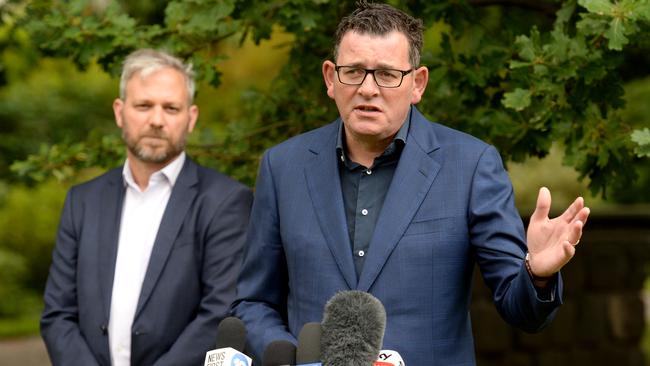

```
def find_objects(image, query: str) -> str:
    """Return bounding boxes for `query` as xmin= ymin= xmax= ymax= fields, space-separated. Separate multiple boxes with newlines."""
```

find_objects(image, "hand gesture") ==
xmin=526 ymin=187 xmax=590 ymax=277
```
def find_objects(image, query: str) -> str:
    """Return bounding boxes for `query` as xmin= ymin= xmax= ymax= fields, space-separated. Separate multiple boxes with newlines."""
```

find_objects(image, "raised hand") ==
xmin=526 ymin=187 xmax=590 ymax=277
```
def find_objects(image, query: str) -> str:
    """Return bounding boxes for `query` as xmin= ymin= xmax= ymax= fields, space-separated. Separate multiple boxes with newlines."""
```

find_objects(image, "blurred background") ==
xmin=0 ymin=0 xmax=648 ymax=364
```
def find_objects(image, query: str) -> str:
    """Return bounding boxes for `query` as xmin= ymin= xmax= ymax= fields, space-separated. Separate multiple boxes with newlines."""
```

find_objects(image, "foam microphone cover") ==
xmin=296 ymin=322 xmax=322 ymax=364
xmin=215 ymin=316 xmax=247 ymax=351
xmin=262 ymin=339 xmax=297 ymax=366
xmin=321 ymin=290 xmax=386 ymax=366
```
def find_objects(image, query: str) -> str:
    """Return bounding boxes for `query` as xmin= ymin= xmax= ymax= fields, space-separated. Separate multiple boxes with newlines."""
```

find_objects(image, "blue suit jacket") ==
xmin=41 ymin=157 xmax=252 ymax=366
xmin=233 ymin=107 xmax=562 ymax=365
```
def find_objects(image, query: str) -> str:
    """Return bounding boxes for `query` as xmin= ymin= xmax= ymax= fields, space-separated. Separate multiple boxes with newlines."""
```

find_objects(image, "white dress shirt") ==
xmin=108 ymin=153 xmax=185 ymax=366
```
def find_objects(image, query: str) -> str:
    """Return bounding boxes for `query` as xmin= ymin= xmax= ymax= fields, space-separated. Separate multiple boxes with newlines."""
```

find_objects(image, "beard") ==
xmin=122 ymin=125 xmax=187 ymax=164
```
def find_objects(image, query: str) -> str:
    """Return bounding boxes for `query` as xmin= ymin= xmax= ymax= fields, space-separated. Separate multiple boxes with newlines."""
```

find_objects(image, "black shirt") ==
xmin=336 ymin=113 xmax=410 ymax=278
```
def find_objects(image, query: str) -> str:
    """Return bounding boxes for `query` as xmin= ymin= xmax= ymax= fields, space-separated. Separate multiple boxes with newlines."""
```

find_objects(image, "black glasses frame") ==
xmin=334 ymin=65 xmax=414 ymax=88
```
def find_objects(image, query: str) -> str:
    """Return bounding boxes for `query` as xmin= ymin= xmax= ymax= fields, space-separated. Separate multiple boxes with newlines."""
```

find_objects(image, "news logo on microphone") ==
xmin=204 ymin=316 xmax=252 ymax=366
xmin=374 ymin=349 xmax=405 ymax=366
xmin=204 ymin=347 xmax=252 ymax=366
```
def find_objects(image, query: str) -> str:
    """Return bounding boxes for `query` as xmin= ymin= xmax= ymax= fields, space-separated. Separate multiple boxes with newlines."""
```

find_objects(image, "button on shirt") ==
xmin=337 ymin=115 xmax=409 ymax=277
xmin=108 ymin=153 xmax=185 ymax=366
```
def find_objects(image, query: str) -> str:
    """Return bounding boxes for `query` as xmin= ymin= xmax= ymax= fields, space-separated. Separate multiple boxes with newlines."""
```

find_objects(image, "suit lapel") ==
xmin=134 ymin=158 xmax=199 ymax=318
xmin=357 ymin=108 xmax=441 ymax=291
xmin=304 ymin=122 xmax=357 ymax=289
xmin=98 ymin=168 xmax=125 ymax=320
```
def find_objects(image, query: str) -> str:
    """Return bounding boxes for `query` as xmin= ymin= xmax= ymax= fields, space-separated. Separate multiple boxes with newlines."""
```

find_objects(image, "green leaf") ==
xmin=502 ymin=88 xmax=532 ymax=111
xmin=576 ymin=16 xmax=609 ymax=35
xmin=509 ymin=60 xmax=532 ymax=69
xmin=578 ymin=0 xmax=614 ymax=15
xmin=514 ymin=34 xmax=536 ymax=61
xmin=555 ymin=1 xmax=577 ymax=26
xmin=604 ymin=17 xmax=627 ymax=50
xmin=631 ymin=128 xmax=650 ymax=157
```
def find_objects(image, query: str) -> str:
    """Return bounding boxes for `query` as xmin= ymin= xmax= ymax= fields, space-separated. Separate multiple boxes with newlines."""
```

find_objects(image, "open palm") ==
xmin=526 ymin=187 xmax=590 ymax=277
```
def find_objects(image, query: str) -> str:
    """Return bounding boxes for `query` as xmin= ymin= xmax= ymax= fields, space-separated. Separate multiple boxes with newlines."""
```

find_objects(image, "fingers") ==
xmin=567 ymin=219 xmax=584 ymax=247
xmin=530 ymin=187 xmax=551 ymax=222
xmin=577 ymin=207 xmax=590 ymax=226
xmin=560 ymin=196 xmax=585 ymax=222
xmin=562 ymin=240 xmax=576 ymax=262
xmin=565 ymin=207 xmax=589 ymax=246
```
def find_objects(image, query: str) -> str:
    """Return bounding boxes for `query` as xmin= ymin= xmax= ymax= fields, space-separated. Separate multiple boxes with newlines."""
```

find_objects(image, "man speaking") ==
xmin=233 ymin=2 xmax=589 ymax=365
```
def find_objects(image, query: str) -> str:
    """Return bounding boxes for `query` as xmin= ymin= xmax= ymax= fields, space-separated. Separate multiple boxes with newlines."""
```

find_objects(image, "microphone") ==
xmin=296 ymin=322 xmax=322 ymax=365
xmin=374 ymin=350 xmax=405 ymax=366
xmin=215 ymin=316 xmax=247 ymax=350
xmin=204 ymin=316 xmax=252 ymax=366
xmin=321 ymin=290 xmax=386 ymax=366
xmin=262 ymin=339 xmax=296 ymax=366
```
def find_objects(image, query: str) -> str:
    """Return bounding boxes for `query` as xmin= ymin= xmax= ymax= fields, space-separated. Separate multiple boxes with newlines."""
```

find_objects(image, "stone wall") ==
xmin=472 ymin=213 xmax=650 ymax=366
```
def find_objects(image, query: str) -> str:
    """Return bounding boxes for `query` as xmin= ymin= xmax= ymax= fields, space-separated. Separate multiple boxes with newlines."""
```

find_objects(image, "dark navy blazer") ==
xmin=41 ymin=157 xmax=252 ymax=366
xmin=233 ymin=107 xmax=562 ymax=365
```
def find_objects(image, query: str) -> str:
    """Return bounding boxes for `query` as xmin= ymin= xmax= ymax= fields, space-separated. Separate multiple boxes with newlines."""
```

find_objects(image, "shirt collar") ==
xmin=336 ymin=106 xmax=412 ymax=163
xmin=122 ymin=152 xmax=186 ymax=191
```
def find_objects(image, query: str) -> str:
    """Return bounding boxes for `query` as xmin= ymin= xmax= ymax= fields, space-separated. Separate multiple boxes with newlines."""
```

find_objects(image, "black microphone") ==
xmin=262 ymin=339 xmax=296 ymax=366
xmin=296 ymin=322 xmax=322 ymax=365
xmin=204 ymin=316 xmax=251 ymax=366
xmin=321 ymin=290 xmax=386 ymax=366
xmin=215 ymin=316 xmax=247 ymax=351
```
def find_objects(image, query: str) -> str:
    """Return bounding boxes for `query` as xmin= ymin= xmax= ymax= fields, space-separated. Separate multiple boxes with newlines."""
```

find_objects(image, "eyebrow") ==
xmin=339 ymin=62 xmax=405 ymax=70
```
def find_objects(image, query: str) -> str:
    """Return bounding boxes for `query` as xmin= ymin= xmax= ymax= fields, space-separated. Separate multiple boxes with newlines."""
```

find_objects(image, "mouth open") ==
xmin=355 ymin=105 xmax=381 ymax=112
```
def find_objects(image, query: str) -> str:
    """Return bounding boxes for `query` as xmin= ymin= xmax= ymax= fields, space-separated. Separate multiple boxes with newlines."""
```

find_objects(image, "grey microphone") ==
xmin=320 ymin=290 xmax=386 ymax=366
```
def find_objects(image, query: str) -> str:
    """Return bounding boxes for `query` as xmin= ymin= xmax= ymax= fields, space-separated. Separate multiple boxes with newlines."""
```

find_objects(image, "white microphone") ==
xmin=373 ymin=350 xmax=405 ymax=366
xmin=204 ymin=316 xmax=252 ymax=366
xmin=204 ymin=347 xmax=252 ymax=366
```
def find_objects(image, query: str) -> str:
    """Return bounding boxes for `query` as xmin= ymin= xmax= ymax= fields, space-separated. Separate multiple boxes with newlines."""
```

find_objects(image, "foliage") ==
xmin=631 ymin=128 xmax=650 ymax=157
xmin=5 ymin=0 xmax=650 ymax=194
xmin=0 ymin=180 xmax=69 ymax=292
xmin=0 ymin=249 xmax=40 ymax=317
xmin=0 ymin=57 xmax=117 ymax=181
xmin=0 ymin=313 xmax=41 ymax=338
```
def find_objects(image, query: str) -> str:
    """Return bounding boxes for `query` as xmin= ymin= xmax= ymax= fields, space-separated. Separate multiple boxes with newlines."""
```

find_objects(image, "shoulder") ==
xmin=67 ymin=166 xmax=123 ymax=197
xmin=433 ymin=122 xmax=488 ymax=149
xmin=194 ymin=163 xmax=251 ymax=194
xmin=266 ymin=121 xmax=338 ymax=158
xmin=187 ymin=160 xmax=253 ymax=209
xmin=410 ymin=109 xmax=493 ymax=157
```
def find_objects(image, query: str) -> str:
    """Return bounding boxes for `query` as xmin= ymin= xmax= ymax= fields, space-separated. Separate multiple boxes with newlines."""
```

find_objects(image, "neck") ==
xmin=127 ymin=154 xmax=175 ymax=191
xmin=345 ymin=133 xmax=393 ymax=168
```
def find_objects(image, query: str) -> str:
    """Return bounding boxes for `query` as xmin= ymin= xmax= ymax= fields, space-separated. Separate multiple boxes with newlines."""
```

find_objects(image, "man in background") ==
xmin=41 ymin=49 xmax=252 ymax=366
xmin=233 ymin=2 xmax=590 ymax=364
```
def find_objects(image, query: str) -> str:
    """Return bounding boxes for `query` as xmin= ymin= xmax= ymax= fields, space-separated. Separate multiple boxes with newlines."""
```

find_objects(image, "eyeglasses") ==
xmin=334 ymin=65 xmax=413 ymax=88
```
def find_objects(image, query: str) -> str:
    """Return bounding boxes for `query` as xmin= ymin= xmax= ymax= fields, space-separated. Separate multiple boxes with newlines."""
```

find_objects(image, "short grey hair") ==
xmin=119 ymin=49 xmax=196 ymax=103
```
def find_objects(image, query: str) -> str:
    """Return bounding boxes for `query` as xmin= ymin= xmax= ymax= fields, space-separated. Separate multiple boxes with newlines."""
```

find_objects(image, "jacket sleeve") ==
xmin=469 ymin=145 xmax=563 ymax=333
xmin=152 ymin=183 xmax=253 ymax=366
xmin=40 ymin=188 xmax=101 ymax=366
xmin=232 ymin=151 xmax=297 ymax=361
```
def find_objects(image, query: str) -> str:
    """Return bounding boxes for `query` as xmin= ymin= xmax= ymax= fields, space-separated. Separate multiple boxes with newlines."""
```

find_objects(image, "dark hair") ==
xmin=333 ymin=1 xmax=424 ymax=67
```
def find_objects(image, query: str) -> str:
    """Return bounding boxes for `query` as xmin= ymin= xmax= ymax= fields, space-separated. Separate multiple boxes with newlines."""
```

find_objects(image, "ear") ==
xmin=187 ymin=105 xmax=199 ymax=133
xmin=113 ymin=99 xmax=124 ymax=128
xmin=322 ymin=60 xmax=337 ymax=99
xmin=410 ymin=66 xmax=429 ymax=105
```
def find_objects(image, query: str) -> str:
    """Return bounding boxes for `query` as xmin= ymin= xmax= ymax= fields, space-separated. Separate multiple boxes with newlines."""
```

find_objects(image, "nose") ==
xmin=148 ymin=106 xmax=165 ymax=127
xmin=357 ymin=71 xmax=380 ymax=97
